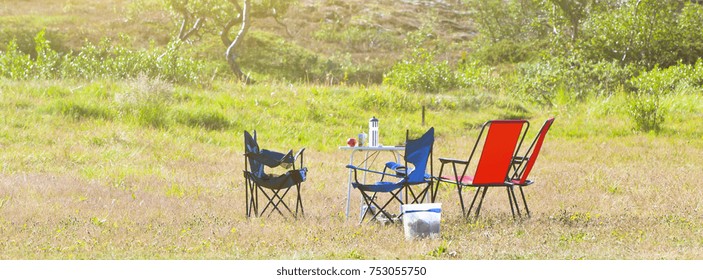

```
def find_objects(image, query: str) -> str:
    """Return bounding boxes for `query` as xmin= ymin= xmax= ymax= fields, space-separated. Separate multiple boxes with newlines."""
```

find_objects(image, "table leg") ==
xmin=393 ymin=151 xmax=404 ymax=205
xmin=345 ymin=150 xmax=356 ymax=218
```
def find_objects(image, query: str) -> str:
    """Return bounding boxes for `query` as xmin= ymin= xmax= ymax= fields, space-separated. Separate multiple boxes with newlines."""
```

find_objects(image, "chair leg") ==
xmin=261 ymin=190 xmax=285 ymax=218
xmin=359 ymin=189 xmax=402 ymax=224
xmin=509 ymin=186 xmax=522 ymax=218
xmin=250 ymin=180 xmax=258 ymax=217
xmin=245 ymin=178 xmax=250 ymax=218
xmin=406 ymin=183 xmax=431 ymax=204
xmin=473 ymin=187 xmax=489 ymax=219
xmin=359 ymin=191 xmax=390 ymax=224
xmin=465 ymin=186 xmax=481 ymax=219
xmin=506 ymin=186 xmax=522 ymax=219
xmin=295 ymin=183 xmax=304 ymax=218
xmin=518 ymin=186 xmax=530 ymax=218
xmin=359 ymin=191 xmax=377 ymax=224
xmin=271 ymin=188 xmax=295 ymax=218
xmin=259 ymin=188 xmax=294 ymax=219
xmin=506 ymin=187 xmax=516 ymax=218
xmin=405 ymin=185 xmax=413 ymax=204
xmin=431 ymin=182 xmax=437 ymax=202
xmin=254 ymin=183 xmax=259 ymax=217
xmin=456 ymin=185 xmax=468 ymax=218
xmin=419 ymin=181 xmax=433 ymax=203
xmin=375 ymin=189 xmax=404 ymax=223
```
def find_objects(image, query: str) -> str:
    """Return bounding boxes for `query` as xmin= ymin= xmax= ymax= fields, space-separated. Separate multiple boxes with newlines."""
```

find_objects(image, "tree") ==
xmin=548 ymin=0 xmax=593 ymax=43
xmin=165 ymin=0 xmax=293 ymax=83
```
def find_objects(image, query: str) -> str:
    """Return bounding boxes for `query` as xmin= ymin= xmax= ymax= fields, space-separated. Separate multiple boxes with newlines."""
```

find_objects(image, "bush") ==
xmin=32 ymin=30 xmax=61 ymax=79
xmin=624 ymin=59 xmax=703 ymax=132
xmin=0 ymin=39 xmax=32 ymax=79
xmin=467 ymin=0 xmax=547 ymax=44
xmin=1 ymin=31 xmax=204 ymax=84
xmin=471 ymin=39 xmax=545 ymax=65
xmin=515 ymin=57 xmax=637 ymax=105
xmin=240 ymin=31 xmax=330 ymax=83
xmin=628 ymin=59 xmax=703 ymax=96
xmin=580 ymin=1 xmax=703 ymax=68
xmin=383 ymin=48 xmax=458 ymax=93
xmin=456 ymin=59 xmax=496 ymax=90
xmin=628 ymin=93 xmax=665 ymax=133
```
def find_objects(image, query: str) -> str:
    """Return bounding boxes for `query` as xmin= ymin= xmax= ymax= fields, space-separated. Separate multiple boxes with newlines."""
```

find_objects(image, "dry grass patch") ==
xmin=1 ymin=136 xmax=703 ymax=259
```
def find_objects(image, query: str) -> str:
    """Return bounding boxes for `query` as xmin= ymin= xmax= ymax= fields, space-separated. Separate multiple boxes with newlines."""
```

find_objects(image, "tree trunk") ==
xmin=226 ymin=0 xmax=253 ymax=84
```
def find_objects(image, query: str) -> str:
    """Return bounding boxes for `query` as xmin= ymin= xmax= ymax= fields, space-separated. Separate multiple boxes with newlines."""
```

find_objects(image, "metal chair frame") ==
xmin=508 ymin=118 xmax=555 ymax=218
xmin=436 ymin=120 xmax=529 ymax=219
xmin=244 ymin=131 xmax=306 ymax=219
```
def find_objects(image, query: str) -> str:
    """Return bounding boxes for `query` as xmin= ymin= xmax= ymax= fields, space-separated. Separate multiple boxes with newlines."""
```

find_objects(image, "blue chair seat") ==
xmin=352 ymin=180 xmax=404 ymax=193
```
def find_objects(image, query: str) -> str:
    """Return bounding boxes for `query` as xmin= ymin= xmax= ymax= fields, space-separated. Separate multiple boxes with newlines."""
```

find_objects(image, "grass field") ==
xmin=1 ymin=78 xmax=703 ymax=259
xmin=2 ymin=0 xmax=703 ymax=261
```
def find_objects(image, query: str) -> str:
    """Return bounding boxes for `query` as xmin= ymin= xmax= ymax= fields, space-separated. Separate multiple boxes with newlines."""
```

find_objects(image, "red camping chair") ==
xmin=436 ymin=120 xmax=529 ymax=219
xmin=509 ymin=117 xmax=555 ymax=218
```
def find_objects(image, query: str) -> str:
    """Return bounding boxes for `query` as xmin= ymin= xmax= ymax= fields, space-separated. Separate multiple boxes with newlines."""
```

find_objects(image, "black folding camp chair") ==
xmin=244 ymin=130 xmax=306 ymax=219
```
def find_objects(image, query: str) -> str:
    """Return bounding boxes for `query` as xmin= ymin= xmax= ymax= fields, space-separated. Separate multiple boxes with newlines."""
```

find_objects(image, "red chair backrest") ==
xmin=515 ymin=118 xmax=555 ymax=184
xmin=472 ymin=120 xmax=528 ymax=185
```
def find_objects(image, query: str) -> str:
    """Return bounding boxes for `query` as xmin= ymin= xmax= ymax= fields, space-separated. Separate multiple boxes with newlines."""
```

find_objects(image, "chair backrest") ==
xmin=244 ymin=130 xmax=264 ymax=177
xmin=404 ymin=127 xmax=434 ymax=184
xmin=471 ymin=120 xmax=528 ymax=185
xmin=514 ymin=117 xmax=555 ymax=184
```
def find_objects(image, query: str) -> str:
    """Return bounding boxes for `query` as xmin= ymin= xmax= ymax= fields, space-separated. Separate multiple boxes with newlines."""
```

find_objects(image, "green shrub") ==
xmin=32 ymin=30 xmax=61 ymax=79
xmin=515 ymin=57 xmax=636 ymax=105
xmin=352 ymin=87 xmax=421 ymax=112
xmin=624 ymin=59 xmax=703 ymax=132
xmin=456 ymin=59 xmax=497 ymax=90
xmin=240 ymin=31 xmax=331 ymax=83
xmin=0 ymin=39 xmax=32 ymax=79
xmin=467 ymin=0 xmax=547 ymax=44
xmin=1 ymin=31 xmax=204 ymax=84
xmin=471 ymin=39 xmax=545 ymax=65
xmin=383 ymin=48 xmax=458 ymax=93
xmin=628 ymin=59 xmax=703 ymax=95
xmin=580 ymin=1 xmax=703 ymax=68
xmin=628 ymin=93 xmax=665 ymax=133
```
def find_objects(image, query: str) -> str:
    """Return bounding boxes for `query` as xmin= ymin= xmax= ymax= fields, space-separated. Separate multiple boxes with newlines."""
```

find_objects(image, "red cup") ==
xmin=347 ymin=138 xmax=357 ymax=147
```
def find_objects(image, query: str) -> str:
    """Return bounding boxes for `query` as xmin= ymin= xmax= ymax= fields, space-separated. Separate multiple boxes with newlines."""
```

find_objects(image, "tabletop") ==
xmin=338 ymin=145 xmax=405 ymax=151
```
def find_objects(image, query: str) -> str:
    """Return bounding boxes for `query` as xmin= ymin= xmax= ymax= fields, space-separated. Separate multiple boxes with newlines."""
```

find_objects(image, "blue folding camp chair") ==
xmin=346 ymin=127 xmax=434 ymax=224
xmin=244 ymin=130 xmax=306 ymax=218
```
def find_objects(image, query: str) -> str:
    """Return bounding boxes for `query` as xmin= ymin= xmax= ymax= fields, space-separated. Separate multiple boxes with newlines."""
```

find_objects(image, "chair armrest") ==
xmin=346 ymin=164 xmax=402 ymax=185
xmin=438 ymin=157 xmax=469 ymax=165
xmin=294 ymin=148 xmax=305 ymax=160
xmin=346 ymin=165 xmax=402 ymax=177
xmin=437 ymin=157 xmax=470 ymax=184
xmin=294 ymin=148 xmax=305 ymax=168
xmin=512 ymin=156 xmax=529 ymax=164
